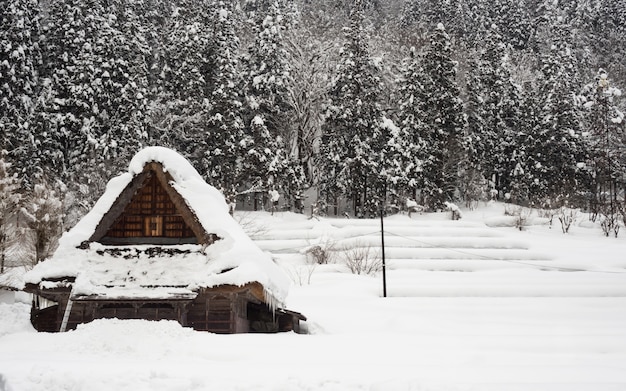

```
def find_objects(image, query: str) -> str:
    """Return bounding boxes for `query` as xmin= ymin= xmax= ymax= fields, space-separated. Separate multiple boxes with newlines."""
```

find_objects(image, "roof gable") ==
xmin=89 ymin=162 xmax=217 ymax=245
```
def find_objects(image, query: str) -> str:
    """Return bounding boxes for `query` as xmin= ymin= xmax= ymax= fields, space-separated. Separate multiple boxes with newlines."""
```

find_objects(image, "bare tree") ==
xmin=20 ymin=177 xmax=63 ymax=264
xmin=284 ymin=25 xmax=334 ymax=185
xmin=0 ymin=155 xmax=22 ymax=273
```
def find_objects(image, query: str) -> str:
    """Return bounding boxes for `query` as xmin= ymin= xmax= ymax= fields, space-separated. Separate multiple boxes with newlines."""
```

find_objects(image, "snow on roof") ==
xmin=25 ymin=147 xmax=290 ymax=306
xmin=0 ymin=267 xmax=27 ymax=291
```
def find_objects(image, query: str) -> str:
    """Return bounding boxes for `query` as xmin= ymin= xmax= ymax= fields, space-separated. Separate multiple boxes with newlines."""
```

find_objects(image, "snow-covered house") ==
xmin=24 ymin=147 xmax=304 ymax=333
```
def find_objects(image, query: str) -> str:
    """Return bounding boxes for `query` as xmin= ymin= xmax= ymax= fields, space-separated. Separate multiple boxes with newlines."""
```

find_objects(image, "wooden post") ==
xmin=380 ymin=207 xmax=387 ymax=298
xmin=59 ymin=299 xmax=73 ymax=332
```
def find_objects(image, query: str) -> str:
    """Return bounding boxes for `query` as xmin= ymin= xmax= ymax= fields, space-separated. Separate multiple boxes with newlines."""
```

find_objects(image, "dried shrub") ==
xmin=303 ymin=238 xmax=335 ymax=265
xmin=600 ymin=211 xmax=620 ymax=238
xmin=557 ymin=207 xmax=578 ymax=234
xmin=340 ymin=242 xmax=382 ymax=276
xmin=286 ymin=263 xmax=317 ymax=286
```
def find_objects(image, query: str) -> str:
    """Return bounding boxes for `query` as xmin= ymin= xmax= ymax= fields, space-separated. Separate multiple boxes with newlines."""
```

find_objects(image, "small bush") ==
xmin=303 ymin=238 xmax=335 ymax=265
xmin=444 ymin=201 xmax=462 ymax=220
xmin=557 ymin=207 xmax=578 ymax=234
xmin=340 ymin=242 xmax=382 ymax=276
xmin=504 ymin=205 xmax=531 ymax=231
xmin=600 ymin=212 xmax=620 ymax=238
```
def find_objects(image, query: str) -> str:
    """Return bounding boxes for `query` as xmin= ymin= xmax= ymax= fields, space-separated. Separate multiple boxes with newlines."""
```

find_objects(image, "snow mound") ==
xmin=0 ymin=303 xmax=35 ymax=337
xmin=67 ymin=319 xmax=197 ymax=356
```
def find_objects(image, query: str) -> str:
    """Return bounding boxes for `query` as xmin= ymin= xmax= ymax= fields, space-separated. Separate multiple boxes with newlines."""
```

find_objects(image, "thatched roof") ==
xmin=24 ymin=147 xmax=290 ymax=306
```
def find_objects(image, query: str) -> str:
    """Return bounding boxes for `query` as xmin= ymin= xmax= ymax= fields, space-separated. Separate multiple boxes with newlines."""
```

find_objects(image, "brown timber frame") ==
xmin=90 ymin=162 xmax=217 ymax=245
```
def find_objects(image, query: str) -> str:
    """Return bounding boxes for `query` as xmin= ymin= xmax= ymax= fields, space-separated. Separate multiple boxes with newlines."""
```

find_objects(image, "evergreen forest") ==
xmin=1 ymin=0 xmax=625 ymax=267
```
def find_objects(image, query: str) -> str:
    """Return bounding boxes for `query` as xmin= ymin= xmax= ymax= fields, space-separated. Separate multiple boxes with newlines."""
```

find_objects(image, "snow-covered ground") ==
xmin=1 ymin=202 xmax=625 ymax=391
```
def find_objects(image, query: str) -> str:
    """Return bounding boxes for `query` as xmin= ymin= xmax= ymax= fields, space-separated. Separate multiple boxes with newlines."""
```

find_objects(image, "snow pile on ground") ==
xmin=2 ymin=202 xmax=626 ymax=391
xmin=0 ymin=303 xmax=35 ymax=337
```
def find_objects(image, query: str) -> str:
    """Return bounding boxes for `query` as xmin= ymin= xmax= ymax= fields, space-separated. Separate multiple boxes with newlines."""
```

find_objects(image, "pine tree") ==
xmin=20 ymin=0 xmax=151 ymax=219
xmin=31 ymin=0 xmax=107 ymax=188
xmin=243 ymin=0 xmax=293 ymax=138
xmin=242 ymin=0 xmax=306 ymax=205
xmin=463 ymin=55 xmax=490 ymax=205
xmin=394 ymin=48 xmax=427 ymax=199
xmin=84 ymin=6 xmax=150 ymax=180
xmin=199 ymin=1 xmax=246 ymax=205
xmin=530 ymin=16 xmax=588 ymax=207
xmin=489 ymin=0 xmax=533 ymax=49
xmin=414 ymin=23 xmax=465 ymax=209
xmin=580 ymin=68 xmax=625 ymax=220
xmin=319 ymin=0 xmax=385 ymax=216
xmin=509 ymin=81 xmax=541 ymax=205
xmin=401 ymin=0 xmax=472 ymax=39
xmin=1 ymin=0 xmax=42 ymax=176
xmin=466 ymin=25 xmax=522 ymax=199
xmin=147 ymin=0 xmax=213 ymax=158
xmin=240 ymin=115 xmax=282 ymax=192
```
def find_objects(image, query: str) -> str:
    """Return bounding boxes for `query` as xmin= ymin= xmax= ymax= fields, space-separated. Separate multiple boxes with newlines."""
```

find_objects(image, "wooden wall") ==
xmin=105 ymin=175 xmax=196 ymax=241
xmin=30 ymin=289 xmax=300 ymax=334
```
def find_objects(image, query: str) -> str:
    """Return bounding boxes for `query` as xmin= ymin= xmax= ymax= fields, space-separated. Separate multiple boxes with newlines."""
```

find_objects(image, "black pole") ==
xmin=380 ymin=206 xmax=387 ymax=298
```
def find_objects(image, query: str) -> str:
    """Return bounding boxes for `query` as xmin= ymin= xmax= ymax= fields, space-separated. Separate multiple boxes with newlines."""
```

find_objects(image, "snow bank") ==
xmin=0 ymin=303 xmax=35 ymax=337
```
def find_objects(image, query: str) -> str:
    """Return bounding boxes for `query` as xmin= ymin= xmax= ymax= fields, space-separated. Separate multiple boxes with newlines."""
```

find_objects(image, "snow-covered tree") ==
xmin=21 ymin=177 xmax=63 ymax=264
xmin=1 ymin=0 xmax=42 ymax=179
xmin=82 ymin=7 xmax=150 ymax=180
xmin=528 ymin=15 xmax=588 ymax=206
xmin=488 ymin=0 xmax=533 ymax=49
xmin=319 ymin=0 xmax=385 ymax=216
xmin=33 ymin=0 xmax=107 ymax=186
xmin=414 ymin=23 xmax=466 ymax=209
xmin=394 ymin=48 xmax=428 ymax=199
xmin=0 ymin=154 xmax=22 ymax=273
xmin=242 ymin=0 xmax=306 ymax=204
xmin=17 ymin=0 xmax=152 ymax=219
xmin=401 ymin=0 xmax=472 ymax=38
xmin=198 ymin=1 xmax=246 ymax=203
xmin=580 ymin=68 xmax=624 ymax=220
xmin=243 ymin=0 xmax=293 ymax=138
xmin=240 ymin=115 xmax=282 ymax=192
xmin=147 ymin=0 xmax=213 ymax=158
xmin=465 ymin=25 xmax=522 ymax=199
xmin=284 ymin=24 xmax=332 ymax=185
xmin=508 ymin=81 xmax=541 ymax=205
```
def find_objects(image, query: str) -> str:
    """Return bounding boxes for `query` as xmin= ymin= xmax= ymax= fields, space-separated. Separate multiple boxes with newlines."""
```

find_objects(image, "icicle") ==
xmin=263 ymin=287 xmax=282 ymax=315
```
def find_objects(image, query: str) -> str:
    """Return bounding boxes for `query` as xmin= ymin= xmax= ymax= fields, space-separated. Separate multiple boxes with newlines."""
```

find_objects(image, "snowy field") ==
xmin=1 ymin=202 xmax=626 ymax=391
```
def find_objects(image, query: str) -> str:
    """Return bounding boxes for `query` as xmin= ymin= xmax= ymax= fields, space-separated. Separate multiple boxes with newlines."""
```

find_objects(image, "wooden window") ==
xmin=144 ymin=216 xmax=163 ymax=236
